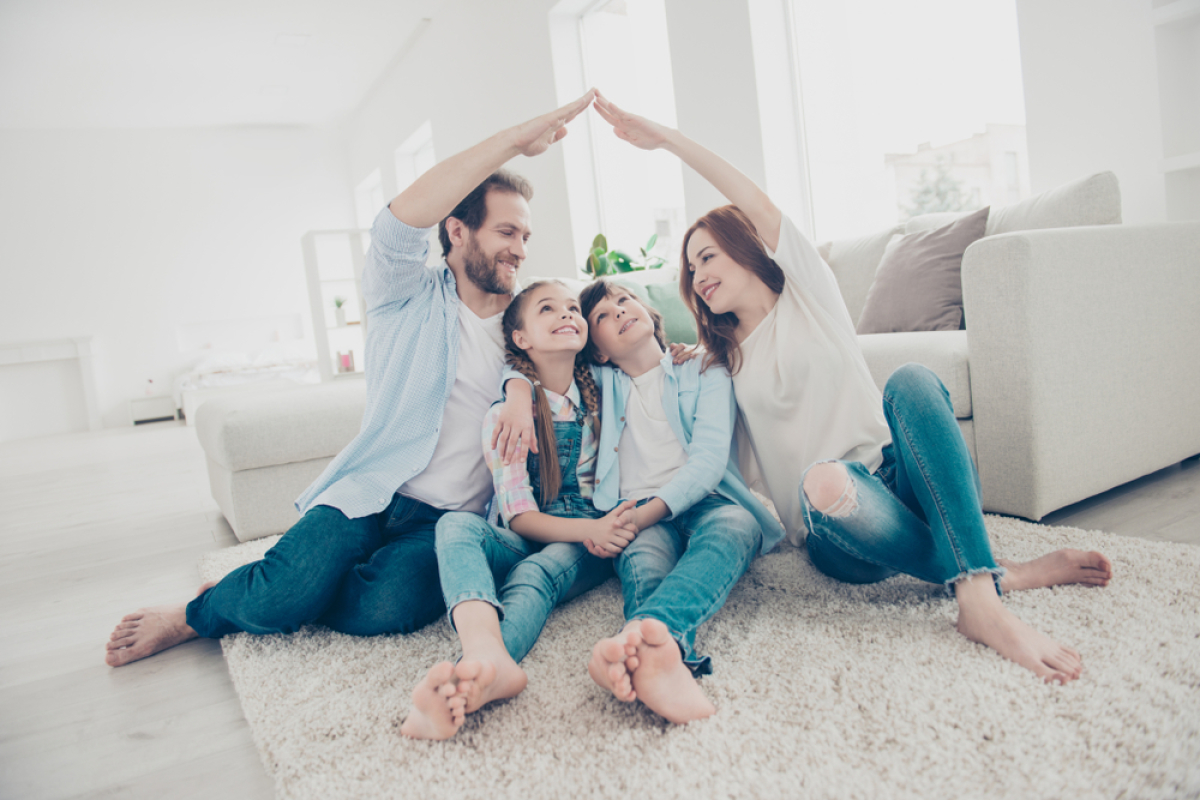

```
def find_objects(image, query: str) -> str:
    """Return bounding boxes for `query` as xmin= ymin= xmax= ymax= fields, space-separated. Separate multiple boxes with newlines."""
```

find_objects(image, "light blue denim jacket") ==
xmin=502 ymin=355 xmax=784 ymax=554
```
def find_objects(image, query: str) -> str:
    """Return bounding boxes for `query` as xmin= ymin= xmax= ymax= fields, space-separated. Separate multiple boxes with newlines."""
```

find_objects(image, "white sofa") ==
xmin=824 ymin=171 xmax=1200 ymax=520
xmin=196 ymin=172 xmax=1200 ymax=541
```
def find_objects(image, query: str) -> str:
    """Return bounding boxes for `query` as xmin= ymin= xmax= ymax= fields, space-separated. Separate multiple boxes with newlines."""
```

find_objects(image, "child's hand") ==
xmin=491 ymin=397 xmax=537 ymax=465
xmin=669 ymin=343 xmax=701 ymax=364
xmin=583 ymin=500 xmax=639 ymax=558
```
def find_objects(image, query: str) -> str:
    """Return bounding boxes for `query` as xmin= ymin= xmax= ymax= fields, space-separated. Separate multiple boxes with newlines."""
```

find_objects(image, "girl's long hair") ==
xmin=502 ymin=280 xmax=602 ymax=506
xmin=679 ymin=205 xmax=784 ymax=375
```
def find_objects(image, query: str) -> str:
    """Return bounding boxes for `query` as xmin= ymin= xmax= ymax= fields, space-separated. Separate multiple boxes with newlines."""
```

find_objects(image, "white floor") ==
xmin=1 ymin=421 xmax=1196 ymax=799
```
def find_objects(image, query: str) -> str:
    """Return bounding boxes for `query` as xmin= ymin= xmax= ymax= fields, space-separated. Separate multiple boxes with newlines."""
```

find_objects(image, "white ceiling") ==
xmin=0 ymin=0 xmax=440 ymax=129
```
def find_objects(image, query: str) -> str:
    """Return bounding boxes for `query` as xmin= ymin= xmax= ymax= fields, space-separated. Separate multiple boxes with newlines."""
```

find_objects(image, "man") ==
xmin=105 ymin=90 xmax=595 ymax=666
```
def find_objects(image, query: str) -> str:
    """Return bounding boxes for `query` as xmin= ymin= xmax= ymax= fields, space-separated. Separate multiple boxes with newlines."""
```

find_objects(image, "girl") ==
xmin=400 ymin=280 xmax=637 ymax=740
xmin=592 ymin=91 xmax=1112 ymax=685
xmin=502 ymin=279 xmax=783 ymax=724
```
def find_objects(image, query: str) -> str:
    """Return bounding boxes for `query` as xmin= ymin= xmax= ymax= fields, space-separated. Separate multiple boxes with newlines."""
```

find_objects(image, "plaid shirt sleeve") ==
xmin=482 ymin=403 xmax=539 ymax=524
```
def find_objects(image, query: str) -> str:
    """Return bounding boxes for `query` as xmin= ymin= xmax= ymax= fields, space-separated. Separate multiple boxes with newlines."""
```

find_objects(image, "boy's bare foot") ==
xmin=999 ymin=549 xmax=1112 ymax=592
xmin=104 ymin=581 xmax=215 ymax=667
xmin=455 ymin=650 xmax=528 ymax=714
xmin=627 ymin=619 xmax=715 ymax=724
xmin=588 ymin=625 xmax=642 ymax=702
xmin=955 ymin=573 xmax=1082 ymax=684
xmin=400 ymin=661 xmax=468 ymax=740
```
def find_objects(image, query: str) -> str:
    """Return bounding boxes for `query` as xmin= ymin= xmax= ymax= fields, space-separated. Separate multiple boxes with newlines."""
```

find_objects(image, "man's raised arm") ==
xmin=389 ymin=90 xmax=595 ymax=229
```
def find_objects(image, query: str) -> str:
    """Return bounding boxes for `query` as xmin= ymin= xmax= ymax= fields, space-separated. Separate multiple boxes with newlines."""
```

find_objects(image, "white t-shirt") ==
xmin=400 ymin=302 xmax=506 ymax=514
xmin=733 ymin=214 xmax=891 ymax=545
xmin=617 ymin=365 xmax=689 ymax=502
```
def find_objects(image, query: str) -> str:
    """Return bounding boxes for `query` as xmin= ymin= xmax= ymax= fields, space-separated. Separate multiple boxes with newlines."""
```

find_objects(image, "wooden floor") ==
xmin=1 ymin=421 xmax=1197 ymax=799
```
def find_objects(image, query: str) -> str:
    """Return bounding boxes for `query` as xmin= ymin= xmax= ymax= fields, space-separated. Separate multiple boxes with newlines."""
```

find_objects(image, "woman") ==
xmin=591 ymin=91 xmax=1112 ymax=684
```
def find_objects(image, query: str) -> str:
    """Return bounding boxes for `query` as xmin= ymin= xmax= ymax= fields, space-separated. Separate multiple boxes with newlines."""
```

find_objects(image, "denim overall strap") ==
xmin=526 ymin=404 xmax=604 ymax=522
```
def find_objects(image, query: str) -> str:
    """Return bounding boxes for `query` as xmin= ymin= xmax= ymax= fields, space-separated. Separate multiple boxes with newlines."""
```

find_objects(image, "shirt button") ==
xmin=620 ymin=416 xmax=625 ymax=422
xmin=613 ymin=446 xmax=619 ymax=452
xmin=379 ymin=498 xmax=386 ymax=504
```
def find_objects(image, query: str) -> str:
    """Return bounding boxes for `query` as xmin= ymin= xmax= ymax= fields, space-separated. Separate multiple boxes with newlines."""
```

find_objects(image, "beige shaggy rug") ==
xmin=199 ymin=516 xmax=1200 ymax=800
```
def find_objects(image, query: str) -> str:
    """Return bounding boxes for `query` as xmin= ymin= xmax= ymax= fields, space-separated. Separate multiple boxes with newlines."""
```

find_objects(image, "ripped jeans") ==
xmin=800 ymin=363 xmax=1003 ymax=592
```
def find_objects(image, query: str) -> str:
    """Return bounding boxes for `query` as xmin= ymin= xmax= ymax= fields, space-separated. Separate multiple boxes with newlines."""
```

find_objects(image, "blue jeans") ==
xmin=616 ymin=494 xmax=762 ymax=676
xmin=186 ymin=495 xmax=447 ymax=638
xmin=435 ymin=511 xmax=613 ymax=663
xmin=801 ymin=363 xmax=1002 ymax=591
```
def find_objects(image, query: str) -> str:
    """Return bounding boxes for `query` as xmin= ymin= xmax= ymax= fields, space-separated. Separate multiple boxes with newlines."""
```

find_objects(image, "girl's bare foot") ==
xmin=999 ymin=549 xmax=1112 ymax=592
xmin=104 ymin=582 xmax=214 ymax=667
xmin=955 ymin=573 xmax=1082 ymax=683
xmin=400 ymin=662 xmax=468 ymax=740
xmin=588 ymin=625 xmax=642 ymax=702
xmin=627 ymin=619 xmax=715 ymax=724
xmin=454 ymin=650 xmax=528 ymax=714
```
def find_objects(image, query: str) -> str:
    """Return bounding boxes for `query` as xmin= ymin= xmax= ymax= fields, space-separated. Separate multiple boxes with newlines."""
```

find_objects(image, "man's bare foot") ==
xmin=999 ymin=549 xmax=1112 ymax=592
xmin=627 ymin=619 xmax=715 ymax=724
xmin=104 ymin=582 xmax=214 ymax=667
xmin=588 ymin=625 xmax=642 ymax=702
xmin=955 ymin=573 xmax=1082 ymax=684
xmin=399 ymin=661 xmax=468 ymax=740
xmin=453 ymin=652 xmax=528 ymax=714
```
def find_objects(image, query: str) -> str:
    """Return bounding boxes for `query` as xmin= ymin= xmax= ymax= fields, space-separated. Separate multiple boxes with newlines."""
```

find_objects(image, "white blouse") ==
xmin=732 ymin=214 xmax=891 ymax=545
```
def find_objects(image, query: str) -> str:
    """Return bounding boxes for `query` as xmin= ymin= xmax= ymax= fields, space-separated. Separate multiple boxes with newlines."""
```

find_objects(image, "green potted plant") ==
xmin=333 ymin=296 xmax=347 ymax=327
xmin=583 ymin=233 xmax=666 ymax=278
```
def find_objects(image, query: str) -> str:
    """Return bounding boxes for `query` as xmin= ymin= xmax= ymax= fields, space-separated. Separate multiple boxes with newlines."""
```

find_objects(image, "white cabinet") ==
xmin=301 ymin=229 xmax=370 ymax=382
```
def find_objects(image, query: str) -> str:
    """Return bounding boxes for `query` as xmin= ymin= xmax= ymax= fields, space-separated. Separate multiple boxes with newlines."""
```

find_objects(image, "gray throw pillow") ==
xmin=856 ymin=206 xmax=990 ymax=334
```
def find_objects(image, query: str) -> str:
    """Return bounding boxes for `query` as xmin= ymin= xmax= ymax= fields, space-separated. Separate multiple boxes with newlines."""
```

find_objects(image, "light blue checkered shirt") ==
xmin=295 ymin=206 xmax=485 ymax=519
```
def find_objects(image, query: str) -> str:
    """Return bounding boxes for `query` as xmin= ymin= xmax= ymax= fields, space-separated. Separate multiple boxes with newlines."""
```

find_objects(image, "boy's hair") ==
xmin=501 ymin=280 xmax=602 ymax=507
xmin=578 ymin=279 xmax=669 ymax=366
xmin=679 ymin=205 xmax=784 ymax=374
xmin=438 ymin=169 xmax=533 ymax=258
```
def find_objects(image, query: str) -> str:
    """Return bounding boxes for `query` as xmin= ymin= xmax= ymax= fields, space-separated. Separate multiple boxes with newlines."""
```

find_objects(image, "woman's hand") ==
xmin=509 ymin=89 xmax=596 ymax=158
xmin=592 ymin=92 xmax=672 ymax=151
xmin=669 ymin=343 xmax=701 ymax=365
xmin=491 ymin=397 xmax=537 ymax=466
xmin=582 ymin=499 xmax=639 ymax=558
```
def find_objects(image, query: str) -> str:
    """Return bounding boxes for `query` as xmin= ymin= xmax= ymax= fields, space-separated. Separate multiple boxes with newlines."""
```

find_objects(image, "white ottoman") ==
xmin=195 ymin=380 xmax=367 ymax=542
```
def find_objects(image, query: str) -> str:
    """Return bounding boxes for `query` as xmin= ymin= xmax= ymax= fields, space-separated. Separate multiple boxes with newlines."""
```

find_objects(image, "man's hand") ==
xmin=582 ymin=499 xmax=639 ymax=558
xmin=491 ymin=396 xmax=538 ymax=466
xmin=510 ymin=89 xmax=596 ymax=158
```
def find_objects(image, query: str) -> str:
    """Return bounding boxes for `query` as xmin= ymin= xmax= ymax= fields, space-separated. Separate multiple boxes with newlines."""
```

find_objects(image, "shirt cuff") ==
xmin=498 ymin=488 xmax=539 ymax=524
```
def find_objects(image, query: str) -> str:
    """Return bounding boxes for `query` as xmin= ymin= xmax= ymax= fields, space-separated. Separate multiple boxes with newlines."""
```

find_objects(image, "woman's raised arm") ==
xmin=592 ymin=92 xmax=782 ymax=251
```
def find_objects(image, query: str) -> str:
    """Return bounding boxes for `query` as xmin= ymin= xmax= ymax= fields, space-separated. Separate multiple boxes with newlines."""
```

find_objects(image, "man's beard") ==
xmin=462 ymin=233 xmax=514 ymax=296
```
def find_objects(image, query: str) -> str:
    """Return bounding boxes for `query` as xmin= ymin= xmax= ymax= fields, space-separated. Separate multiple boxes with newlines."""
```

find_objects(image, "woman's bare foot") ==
xmin=104 ymin=581 xmax=214 ymax=667
xmin=955 ymin=573 xmax=1082 ymax=683
xmin=400 ymin=662 xmax=468 ymax=740
xmin=999 ymin=549 xmax=1112 ymax=592
xmin=627 ymin=619 xmax=715 ymax=724
xmin=588 ymin=624 xmax=642 ymax=702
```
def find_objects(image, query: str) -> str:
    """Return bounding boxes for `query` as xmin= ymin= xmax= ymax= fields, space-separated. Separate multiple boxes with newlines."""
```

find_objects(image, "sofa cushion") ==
xmin=857 ymin=330 xmax=972 ymax=418
xmin=986 ymin=171 xmax=1121 ymax=236
xmin=818 ymin=224 xmax=905 ymax=326
xmin=196 ymin=380 xmax=367 ymax=472
xmin=905 ymin=211 xmax=969 ymax=234
xmin=856 ymin=207 xmax=990 ymax=334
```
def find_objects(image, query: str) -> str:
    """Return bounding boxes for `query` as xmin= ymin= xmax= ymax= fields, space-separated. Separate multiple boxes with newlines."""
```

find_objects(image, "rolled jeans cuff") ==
xmin=446 ymin=593 xmax=503 ymax=631
xmin=947 ymin=565 xmax=1008 ymax=597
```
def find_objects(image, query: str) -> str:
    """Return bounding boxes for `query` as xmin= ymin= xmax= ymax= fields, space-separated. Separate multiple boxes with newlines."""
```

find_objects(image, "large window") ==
xmin=787 ymin=0 xmax=1032 ymax=240
xmin=551 ymin=0 xmax=685 ymax=275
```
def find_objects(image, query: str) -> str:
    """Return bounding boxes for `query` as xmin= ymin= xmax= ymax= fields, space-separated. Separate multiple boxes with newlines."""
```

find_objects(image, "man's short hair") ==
xmin=438 ymin=169 xmax=533 ymax=257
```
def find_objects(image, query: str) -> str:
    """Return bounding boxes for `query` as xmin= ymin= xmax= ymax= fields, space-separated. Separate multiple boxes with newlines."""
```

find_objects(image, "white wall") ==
xmin=0 ymin=126 xmax=352 ymax=433
xmin=340 ymin=0 xmax=581 ymax=279
xmin=1015 ymin=0 xmax=1167 ymax=223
